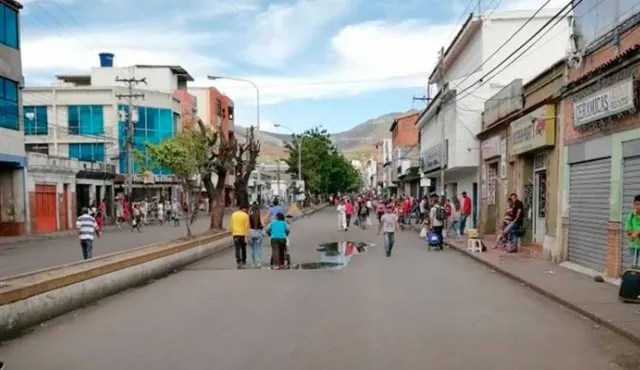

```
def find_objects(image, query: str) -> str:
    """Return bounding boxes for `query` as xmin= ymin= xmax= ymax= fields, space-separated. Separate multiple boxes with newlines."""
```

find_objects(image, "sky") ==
xmin=19 ymin=0 xmax=566 ymax=134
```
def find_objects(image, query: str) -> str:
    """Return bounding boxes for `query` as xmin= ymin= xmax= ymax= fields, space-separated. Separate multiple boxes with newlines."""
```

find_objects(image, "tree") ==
xmin=197 ymin=120 xmax=236 ymax=231
xmin=283 ymin=126 xmax=361 ymax=197
xmin=233 ymin=126 xmax=261 ymax=208
xmin=141 ymin=129 xmax=207 ymax=237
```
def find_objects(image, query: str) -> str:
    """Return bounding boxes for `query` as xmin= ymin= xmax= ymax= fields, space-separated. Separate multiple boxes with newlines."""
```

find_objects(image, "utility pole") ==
xmin=438 ymin=47 xmax=446 ymax=200
xmin=115 ymin=76 xmax=146 ymax=202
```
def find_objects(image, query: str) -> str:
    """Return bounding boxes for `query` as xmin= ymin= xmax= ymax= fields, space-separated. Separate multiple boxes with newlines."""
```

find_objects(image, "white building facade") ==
xmin=23 ymin=63 xmax=188 ymax=211
xmin=417 ymin=9 xmax=570 ymax=229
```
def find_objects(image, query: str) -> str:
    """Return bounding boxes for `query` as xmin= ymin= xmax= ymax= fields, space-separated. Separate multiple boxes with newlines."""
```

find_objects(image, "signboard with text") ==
xmin=422 ymin=141 xmax=447 ymax=172
xmin=511 ymin=105 xmax=556 ymax=155
xmin=573 ymin=78 xmax=636 ymax=127
xmin=481 ymin=135 xmax=501 ymax=160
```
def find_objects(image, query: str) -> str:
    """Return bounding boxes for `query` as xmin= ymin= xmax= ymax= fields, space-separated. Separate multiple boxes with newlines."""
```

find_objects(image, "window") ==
xmin=118 ymin=104 xmax=175 ymax=175
xmin=68 ymin=105 xmax=104 ymax=135
xmin=25 ymin=144 xmax=49 ymax=155
xmin=228 ymin=106 xmax=234 ymax=121
xmin=0 ymin=4 xmax=19 ymax=49
xmin=24 ymin=106 xmax=48 ymax=135
xmin=216 ymin=98 xmax=222 ymax=117
xmin=0 ymin=77 xmax=19 ymax=130
xmin=69 ymin=143 xmax=105 ymax=162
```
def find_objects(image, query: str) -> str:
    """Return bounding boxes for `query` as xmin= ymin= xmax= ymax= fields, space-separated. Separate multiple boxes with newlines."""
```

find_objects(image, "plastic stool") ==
xmin=467 ymin=237 xmax=484 ymax=253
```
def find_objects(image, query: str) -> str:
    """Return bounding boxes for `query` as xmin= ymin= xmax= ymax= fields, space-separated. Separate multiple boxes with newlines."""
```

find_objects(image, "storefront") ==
xmin=563 ymin=67 xmax=639 ymax=276
xmin=479 ymin=134 xmax=505 ymax=234
xmin=509 ymin=104 xmax=558 ymax=247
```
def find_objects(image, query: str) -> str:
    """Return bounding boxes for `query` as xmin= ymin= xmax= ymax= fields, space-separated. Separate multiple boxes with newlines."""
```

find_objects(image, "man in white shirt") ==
xmin=76 ymin=207 xmax=98 ymax=260
xmin=336 ymin=199 xmax=347 ymax=231
xmin=429 ymin=195 xmax=445 ymax=250
xmin=378 ymin=206 xmax=400 ymax=257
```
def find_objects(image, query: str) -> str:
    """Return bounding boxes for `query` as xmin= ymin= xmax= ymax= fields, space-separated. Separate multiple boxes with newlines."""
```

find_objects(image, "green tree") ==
xmin=284 ymin=126 xmax=361 ymax=198
xmin=141 ymin=128 xmax=208 ymax=237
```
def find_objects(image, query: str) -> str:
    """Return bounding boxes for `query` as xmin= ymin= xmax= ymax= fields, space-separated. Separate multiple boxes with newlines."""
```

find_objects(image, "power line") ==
xmin=452 ymin=0 xmax=553 ymax=91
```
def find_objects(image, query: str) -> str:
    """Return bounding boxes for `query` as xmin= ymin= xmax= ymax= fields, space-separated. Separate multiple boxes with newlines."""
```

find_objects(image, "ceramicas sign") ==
xmin=511 ymin=104 xmax=556 ymax=156
xmin=573 ymin=78 xmax=636 ymax=127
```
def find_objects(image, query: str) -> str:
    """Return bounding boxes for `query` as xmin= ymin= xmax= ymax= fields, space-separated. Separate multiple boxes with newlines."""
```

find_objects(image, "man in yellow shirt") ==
xmin=230 ymin=204 xmax=250 ymax=268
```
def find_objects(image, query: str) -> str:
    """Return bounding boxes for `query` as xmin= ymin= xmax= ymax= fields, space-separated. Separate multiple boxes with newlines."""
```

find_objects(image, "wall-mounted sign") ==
xmin=422 ymin=141 xmax=447 ymax=172
xmin=133 ymin=174 xmax=179 ymax=184
xmin=573 ymin=78 xmax=636 ymax=127
xmin=481 ymin=135 xmax=501 ymax=160
xmin=511 ymin=104 xmax=556 ymax=155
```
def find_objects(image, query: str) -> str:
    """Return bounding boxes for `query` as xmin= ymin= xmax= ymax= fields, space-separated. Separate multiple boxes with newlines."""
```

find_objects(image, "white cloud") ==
xmin=21 ymin=23 xmax=225 ymax=84
xmin=244 ymin=0 xmax=354 ymax=67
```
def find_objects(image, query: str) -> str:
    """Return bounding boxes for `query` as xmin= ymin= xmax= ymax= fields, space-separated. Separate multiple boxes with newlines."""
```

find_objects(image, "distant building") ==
xmin=390 ymin=112 xmax=420 ymax=197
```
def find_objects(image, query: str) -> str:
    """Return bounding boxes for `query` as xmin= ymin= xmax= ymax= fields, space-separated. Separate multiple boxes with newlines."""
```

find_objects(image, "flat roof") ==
xmin=134 ymin=65 xmax=194 ymax=82
xmin=1 ymin=0 xmax=23 ymax=10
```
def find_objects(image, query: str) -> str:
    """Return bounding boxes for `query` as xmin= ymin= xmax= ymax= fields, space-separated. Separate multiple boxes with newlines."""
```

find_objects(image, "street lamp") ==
xmin=274 ymin=123 xmax=302 ymax=181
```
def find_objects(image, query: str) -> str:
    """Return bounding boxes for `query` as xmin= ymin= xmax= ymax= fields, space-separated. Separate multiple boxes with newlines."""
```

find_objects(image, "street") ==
xmin=1 ymin=208 xmax=639 ymax=370
xmin=0 ymin=215 xmax=228 ymax=278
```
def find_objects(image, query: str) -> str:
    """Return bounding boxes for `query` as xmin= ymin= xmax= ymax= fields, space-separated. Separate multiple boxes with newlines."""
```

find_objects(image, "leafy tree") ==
xmin=284 ymin=126 xmax=361 ymax=197
xmin=140 ymin=129 xmax=208 ymax=237
xmin=233 ymin=126 xmax=261 ymax=208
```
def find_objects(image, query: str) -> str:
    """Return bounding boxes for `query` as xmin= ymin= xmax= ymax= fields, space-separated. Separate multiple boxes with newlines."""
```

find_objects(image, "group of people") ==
xmin=230 ymin=199 xmax=291 ymax=269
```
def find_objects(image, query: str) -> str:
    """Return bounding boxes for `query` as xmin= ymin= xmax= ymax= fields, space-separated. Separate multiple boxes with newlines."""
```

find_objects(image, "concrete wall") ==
xmin=188 ymin=87 xmax=211 ymax=126
xmin=90 ymin=67 xmax=177 ymax=93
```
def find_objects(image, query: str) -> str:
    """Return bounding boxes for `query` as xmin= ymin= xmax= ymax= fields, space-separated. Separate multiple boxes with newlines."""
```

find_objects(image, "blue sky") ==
xmin=19 ymin=0 xmax=553 ymax=134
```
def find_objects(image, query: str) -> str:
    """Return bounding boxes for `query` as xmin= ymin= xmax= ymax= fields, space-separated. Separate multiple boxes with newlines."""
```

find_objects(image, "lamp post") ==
xmin=274 ymin=124 xmax=302 ymax=181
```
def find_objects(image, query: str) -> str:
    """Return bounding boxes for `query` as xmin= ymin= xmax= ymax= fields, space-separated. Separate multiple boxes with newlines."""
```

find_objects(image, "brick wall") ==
xmin=607 ymin=221 xmax=623 ymax=277
xmin=392 ymin=113 xmax=419 ymax=148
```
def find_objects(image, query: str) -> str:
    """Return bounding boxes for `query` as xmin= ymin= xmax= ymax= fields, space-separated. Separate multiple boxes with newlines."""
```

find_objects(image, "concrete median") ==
xmin=0 ymin=203 xmax=327 ymax=340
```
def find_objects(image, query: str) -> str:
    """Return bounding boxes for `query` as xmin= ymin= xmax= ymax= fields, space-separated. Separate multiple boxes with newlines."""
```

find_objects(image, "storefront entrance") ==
xmin=533 ymin=153 xmax=547 ymax=244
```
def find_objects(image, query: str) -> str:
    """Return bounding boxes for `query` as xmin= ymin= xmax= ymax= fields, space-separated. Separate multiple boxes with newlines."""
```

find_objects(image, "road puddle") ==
xmin=234 ymin=241 xmax=375 ymax=271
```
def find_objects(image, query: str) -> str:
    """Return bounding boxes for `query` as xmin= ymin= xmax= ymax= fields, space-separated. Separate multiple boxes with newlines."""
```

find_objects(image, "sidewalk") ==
xmin=412 ymin=224 xmax=640 ymax=345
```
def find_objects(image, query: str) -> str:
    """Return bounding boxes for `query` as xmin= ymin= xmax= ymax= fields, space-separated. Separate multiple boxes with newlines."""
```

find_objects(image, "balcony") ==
xmin=27 ymin=153 xmax=116 ymax=179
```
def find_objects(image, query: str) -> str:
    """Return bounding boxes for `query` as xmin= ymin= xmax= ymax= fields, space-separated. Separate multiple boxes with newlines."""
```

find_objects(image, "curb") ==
xmin=443 ymin=240 xmax=640 ymax=346
xmin=0 ymin=203 xmax=326 ymax=340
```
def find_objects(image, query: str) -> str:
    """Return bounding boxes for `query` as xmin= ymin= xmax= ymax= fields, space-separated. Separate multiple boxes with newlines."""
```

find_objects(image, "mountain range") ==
xmin=238 ymin=110 xmax=418 ymax=162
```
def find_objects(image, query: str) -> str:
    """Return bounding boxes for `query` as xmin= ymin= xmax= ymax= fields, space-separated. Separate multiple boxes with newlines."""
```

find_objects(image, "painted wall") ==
xmin=91 ymin=67 xmax=177 ymax=93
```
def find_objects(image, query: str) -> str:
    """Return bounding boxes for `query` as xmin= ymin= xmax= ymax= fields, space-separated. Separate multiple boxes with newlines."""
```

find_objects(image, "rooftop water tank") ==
xmin=98 ymin=53 xmax=114 ymax=67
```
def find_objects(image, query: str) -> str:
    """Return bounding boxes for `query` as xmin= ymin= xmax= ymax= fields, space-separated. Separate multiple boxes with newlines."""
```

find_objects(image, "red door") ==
xmin=34 ymin=184 xmax=57 ymax=234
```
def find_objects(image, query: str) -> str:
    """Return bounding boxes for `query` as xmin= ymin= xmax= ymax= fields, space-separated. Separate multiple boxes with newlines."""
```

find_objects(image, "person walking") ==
xmin=429 ymin=195 xmax=445 ymax=250
xmin=344 ymin=199 xmax=353 ymax=230
xmin=626 ymin=194 xmax=640 ymax=266
xmin=357 ymin=200 xmax=369 ymax=230
xmin=230 ymin=204 xmax=250 ymax=268
xmin=336 ymin=199 xmax=347 ymax=231
xmin=266 ymin=212 xmax=290 ymax=269
xmin=76 ymin=207 xmax=99 ymax=260
xmin=378 ymin=205 xmax=400 ymax=257
xmin=268 ymin=198 xmax=285 ymax=222
xmin=248 ymin=203 xmax=266 ymax=268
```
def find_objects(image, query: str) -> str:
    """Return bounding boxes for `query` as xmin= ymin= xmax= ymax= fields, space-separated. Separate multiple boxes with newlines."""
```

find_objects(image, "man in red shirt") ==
xmin=460 ymin=191 xmax=472 ymax=235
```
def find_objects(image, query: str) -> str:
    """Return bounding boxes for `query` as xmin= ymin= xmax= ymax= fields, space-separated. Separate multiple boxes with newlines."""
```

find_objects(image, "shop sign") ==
xmin=133 ymin=174 xmax=179 ymax=184
xmin=422 ymin=142 xmax=447 ymax=172
xmin=511 ymin=105 xmax=556 ymax=155
xmin=573 ymin=78 xmax=636 ymax=127
xmin=481 ymin=135 xmax=501 ymax=160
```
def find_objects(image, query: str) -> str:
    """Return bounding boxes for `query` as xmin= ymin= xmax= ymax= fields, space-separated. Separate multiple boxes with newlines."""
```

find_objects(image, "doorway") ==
xmin=533 ymin=170 xmax=547 ymax=244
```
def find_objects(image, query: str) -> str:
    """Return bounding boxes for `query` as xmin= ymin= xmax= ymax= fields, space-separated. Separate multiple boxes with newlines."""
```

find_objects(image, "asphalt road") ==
xmin=0 ymin=215 xmax=228 ymax=278
xmin=1 ymin=209 xmax=639 ymax=370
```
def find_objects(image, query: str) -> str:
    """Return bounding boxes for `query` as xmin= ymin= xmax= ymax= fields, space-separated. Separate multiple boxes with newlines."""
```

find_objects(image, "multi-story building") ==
xmin=0 ymin=0 xmax=26 ymax=236
xmin=478 ymin=60 xmax=566 ymax=257
xmin=378 ymin=138 xmax=393 ymax=194
xmin=559 ymin=0 xmax=640 ymax=277
xmin=188 ymin=86 xmax=236 ymax=206
xmin=22 ymin=60 xmax=190 ymax=211
xmin=417 ymin=9 xmax=570 ymax=231
xmin=390 ymin=112 xmax=419 ymax=197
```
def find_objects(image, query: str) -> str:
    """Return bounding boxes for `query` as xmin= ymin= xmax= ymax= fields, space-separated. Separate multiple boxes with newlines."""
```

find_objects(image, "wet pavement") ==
xmin=2 ymin=209 xmax=640 ymax=370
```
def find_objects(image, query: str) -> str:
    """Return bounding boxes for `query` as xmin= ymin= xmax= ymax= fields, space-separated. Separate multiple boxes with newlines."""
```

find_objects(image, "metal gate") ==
xmin=622 ymin=156 xmax=640 ymax=268
xmin=34 ymin=184 xmax=57 ymax=234
xmin=568 ymin=158 xmax=611 ymax=272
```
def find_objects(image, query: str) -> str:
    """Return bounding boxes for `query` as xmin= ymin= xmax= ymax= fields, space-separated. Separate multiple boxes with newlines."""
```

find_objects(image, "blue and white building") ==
xmin=0 ymin=0 xmax=26 ymax=236
xmin=23 ymin=60 xmax=190 ymax=208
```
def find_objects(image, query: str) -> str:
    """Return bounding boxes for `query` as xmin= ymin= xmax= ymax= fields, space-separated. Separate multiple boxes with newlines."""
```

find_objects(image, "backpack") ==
xmin=435 ymin=206 xmax=445 ymax=222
